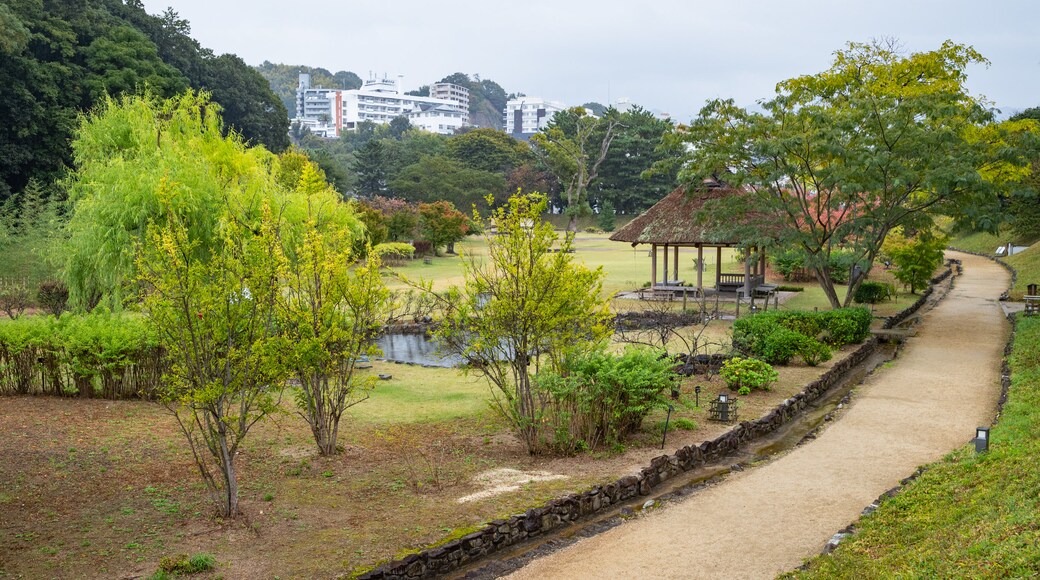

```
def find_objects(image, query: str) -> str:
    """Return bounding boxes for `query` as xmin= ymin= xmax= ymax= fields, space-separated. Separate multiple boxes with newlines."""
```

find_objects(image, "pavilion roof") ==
xmin=609 ymin=181 xmax=761 ymax=246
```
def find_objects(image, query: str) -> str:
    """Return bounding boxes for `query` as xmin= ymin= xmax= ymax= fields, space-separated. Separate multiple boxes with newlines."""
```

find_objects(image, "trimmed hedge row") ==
xmin=732 ymin=308 xmax=873 ymax=366
xmin=0 ymin=311 xmax=165 ymax=399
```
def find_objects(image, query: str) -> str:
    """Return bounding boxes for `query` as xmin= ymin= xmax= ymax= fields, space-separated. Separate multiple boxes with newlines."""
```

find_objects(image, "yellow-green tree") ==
xmin=435 ymin=193 xmax=612 ymax=453
xmin=881 ymin=227 xmax=948 ymax=294
xmin=279 ymin=168 xmax=391 ymax=456
xmin=138 ymin=200 xmax=287 ymax=517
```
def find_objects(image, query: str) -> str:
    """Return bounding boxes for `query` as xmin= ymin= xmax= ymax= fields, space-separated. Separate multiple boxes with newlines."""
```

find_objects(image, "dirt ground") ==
xmin=0 ymin=336 xmax=858 ymax=578
xmin=508 ymin=252 xmax=1009 ymax=579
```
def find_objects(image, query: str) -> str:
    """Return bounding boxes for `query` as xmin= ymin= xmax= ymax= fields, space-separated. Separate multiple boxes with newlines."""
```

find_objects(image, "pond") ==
xmin=374 ymin=333 xmax=462 ymax=368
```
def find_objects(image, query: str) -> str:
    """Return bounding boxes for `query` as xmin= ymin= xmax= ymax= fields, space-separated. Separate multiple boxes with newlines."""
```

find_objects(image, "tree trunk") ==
xmin=446 ymin=241 xmax=456 ymax=255
xmin=218 ymin=435 xmax=238 ymax=517
xmin=813 ymin=267 xmax=843 ymax=310
xmin=567 ymin=214 xmax=578 ymax=233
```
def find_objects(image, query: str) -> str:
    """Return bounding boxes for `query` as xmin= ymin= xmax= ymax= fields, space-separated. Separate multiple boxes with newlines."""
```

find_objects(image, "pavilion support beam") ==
xmin=697 ymin=244 xmax=704 ymax=291
xmin=744 ymin=247 xmax=753 ymax=296
xmin=663 ymin=244 xmax=669 ymax=284
xmin=716 ymin=247 xmax=722 ymax=290
xmin=651 ymin=244 xmax=658 ymax=290
xmin=673 ymin=245 xmax=679 ymax=283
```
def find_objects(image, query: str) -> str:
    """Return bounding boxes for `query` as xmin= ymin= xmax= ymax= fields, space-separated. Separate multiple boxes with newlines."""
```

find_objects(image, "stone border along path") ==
xmin=505 ymin=252 xmax=1008 ymax=579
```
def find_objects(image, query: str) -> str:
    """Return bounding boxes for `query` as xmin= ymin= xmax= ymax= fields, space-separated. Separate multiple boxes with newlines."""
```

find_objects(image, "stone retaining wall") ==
xmin=358 ymin=266 xmax=955 ymax=580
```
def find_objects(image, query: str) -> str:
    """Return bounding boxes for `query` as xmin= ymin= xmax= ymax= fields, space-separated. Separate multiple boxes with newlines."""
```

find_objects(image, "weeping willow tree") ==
xmin=64 ymin=90 xmax=362 ymax=310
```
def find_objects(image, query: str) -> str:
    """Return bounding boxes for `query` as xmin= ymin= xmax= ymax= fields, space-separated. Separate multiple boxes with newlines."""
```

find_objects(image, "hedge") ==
xmin=733 ymin=308 xmax=872 ymax=365
xmin=0 ymin=311 xmax=165 ymax=399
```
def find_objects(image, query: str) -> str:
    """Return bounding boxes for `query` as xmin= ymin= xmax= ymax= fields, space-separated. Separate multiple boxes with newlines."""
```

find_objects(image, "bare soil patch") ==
xmin=0 ymin=319 xmax=864 ymax=578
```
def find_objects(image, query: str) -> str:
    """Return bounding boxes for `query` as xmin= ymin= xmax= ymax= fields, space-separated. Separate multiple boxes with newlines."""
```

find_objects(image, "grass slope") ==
xmin=1006 ymin=243 xmax=1040 ymax=299
xmin=789 ymin=316 xmax=1040 ymax=578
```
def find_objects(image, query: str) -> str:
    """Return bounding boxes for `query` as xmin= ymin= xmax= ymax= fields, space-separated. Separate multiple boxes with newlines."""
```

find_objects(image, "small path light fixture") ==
xmin=694 ymin=385 xmax=701 ymax=408
xmin=660 ymin=405 xmax=675 ymax=450
xmin=974 ymin=426 xmax=990 ymax=453
xmin=709 ymin=393 xmax=737 ymax=423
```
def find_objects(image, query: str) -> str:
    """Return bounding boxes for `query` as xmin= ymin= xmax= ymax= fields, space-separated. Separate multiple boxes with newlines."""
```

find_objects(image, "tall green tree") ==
xmin=433 ymin=193 xmax=612 ymax=454
xmin=674 ymin=40 xmax=1032 ymax=308
xmin=390 ymin=155 xmax=506 ymax=209
xmin=418 ymin=200 xmax=469 ymax=255
xmin=280 ymin=167 xmax=391 ymax=456
xmin=591 ymin=106 xmax=677 ymax=214
xmin=200 ymin=54 xmax=290 ymax=152
xmin=531 ymin=108 xmax=619 ymax=232
xmin=445 ymin=128 xmax=532 ymax=174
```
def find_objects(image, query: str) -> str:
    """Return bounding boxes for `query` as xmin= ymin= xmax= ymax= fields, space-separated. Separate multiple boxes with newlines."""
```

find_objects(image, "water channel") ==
xmin=453 ymin=342 xmax=900 ymax=579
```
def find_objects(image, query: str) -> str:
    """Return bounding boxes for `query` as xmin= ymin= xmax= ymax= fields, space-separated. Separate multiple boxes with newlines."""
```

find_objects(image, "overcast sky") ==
xmin=142 ymin=0 xmax=1039 ymax=120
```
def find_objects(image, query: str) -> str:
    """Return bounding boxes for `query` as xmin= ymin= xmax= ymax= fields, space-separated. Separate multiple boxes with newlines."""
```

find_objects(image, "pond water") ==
xmin=374 ymin=333 xmax=462 ymax=368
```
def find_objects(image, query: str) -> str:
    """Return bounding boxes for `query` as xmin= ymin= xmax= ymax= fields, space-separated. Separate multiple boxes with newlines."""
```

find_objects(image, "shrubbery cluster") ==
xmin=533 ymin=345 xmax=677 ymax=454
xmin=853 ymin=280 xmax=895 ymax=304
xmin=0 ymin=311 xmax=163 ymax=398
xmin=771 ymin=249 xmax=857 ymax=284
xmin=732 ymin=308 xmax=872 ymax=366
xmin=719 ymin=356 xmax=779 ymax=395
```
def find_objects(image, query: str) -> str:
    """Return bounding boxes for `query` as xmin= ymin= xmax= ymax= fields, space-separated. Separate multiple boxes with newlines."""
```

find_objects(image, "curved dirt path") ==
xmin=508 ymin=252 xmax=1007 ymax=579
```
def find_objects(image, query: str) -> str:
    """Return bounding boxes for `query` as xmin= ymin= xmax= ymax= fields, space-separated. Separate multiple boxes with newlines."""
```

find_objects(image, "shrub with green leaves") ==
xmin=733 ymin=307 xmax=869 ymax=365
xmin=759 ymin=326 xmax=832 ymax=366
xmin=853 ymin=280 xmax=894 ymax=304
xmin=720 ymin=356 xmax=779 ymax=395
xmin=533 ymin=345 xmax=677 ymax=454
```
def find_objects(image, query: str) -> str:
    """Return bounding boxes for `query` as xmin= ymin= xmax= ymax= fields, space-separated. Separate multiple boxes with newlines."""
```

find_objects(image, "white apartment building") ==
xmin=295 ymin=74 xmax=469 ymax=137
xmin=503 ymin=96 xmax=567 ymax=138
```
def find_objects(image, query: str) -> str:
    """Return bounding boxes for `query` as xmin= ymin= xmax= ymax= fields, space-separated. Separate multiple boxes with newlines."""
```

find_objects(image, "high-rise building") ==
xmin=294 ymin=74 xmax=470 ymax=137
xmin=502 ymin=97 xmax=567 ymax=140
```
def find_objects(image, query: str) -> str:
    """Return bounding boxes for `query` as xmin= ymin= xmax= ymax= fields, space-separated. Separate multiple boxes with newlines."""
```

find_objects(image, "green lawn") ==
xmin=1006 ymin=243 xmax=1040 ymax=299
xmin=788 ymin=316 xmax=1040 ymax=578
xmin=385 ymin=233 xmax=744 ymax=297
xmin=347 ymin=362 xmax=488 ymax=423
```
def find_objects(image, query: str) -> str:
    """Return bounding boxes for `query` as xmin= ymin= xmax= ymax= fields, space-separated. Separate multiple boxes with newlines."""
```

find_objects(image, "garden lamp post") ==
xmin=694 ymin=385 xmax=701 ymax=408
xmin=974 ymin=427 xmax=990 ymax=453
xmin=718 ymin=393 xmax=730 ymax=422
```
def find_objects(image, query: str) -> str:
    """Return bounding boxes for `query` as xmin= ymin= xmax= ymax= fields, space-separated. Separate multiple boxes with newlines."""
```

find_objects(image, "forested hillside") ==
xmin=0 ymin=0 xmax=289 ymax=201
xmin=255 ymin=61 xmax=362 ymax=116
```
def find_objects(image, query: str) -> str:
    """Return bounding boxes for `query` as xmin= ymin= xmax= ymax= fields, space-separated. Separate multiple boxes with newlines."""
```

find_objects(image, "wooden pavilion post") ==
xmin=663 ymin=244 xmax=669 ymax=284
xmin=673 ymin=246 xmax=679 ymax=283
xmin=651 ymin=244 xmax=658 ymax=290
xmin=697 ymin=244 xmax=704 ymax=291
xmin=715 ymin=247 xmax=722 ymax=290
xmin=743 ymin=246 xmax=753 ymax=296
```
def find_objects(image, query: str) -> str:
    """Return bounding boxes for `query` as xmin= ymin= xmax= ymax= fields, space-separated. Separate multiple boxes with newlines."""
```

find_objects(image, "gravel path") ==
xmin=507 ymin=252 xmax=1008 ymax=579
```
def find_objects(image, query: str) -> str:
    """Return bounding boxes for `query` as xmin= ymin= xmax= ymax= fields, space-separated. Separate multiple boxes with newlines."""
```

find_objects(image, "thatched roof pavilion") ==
xmin=610 ymin=181 xmax=772 ymax=296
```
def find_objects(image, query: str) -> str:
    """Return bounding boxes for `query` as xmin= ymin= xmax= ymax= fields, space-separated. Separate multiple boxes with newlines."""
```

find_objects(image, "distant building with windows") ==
xmin=502 ymin=96 xmax=567 ymax=140
xmin=294 ymin=74 xmax=469 ymax=137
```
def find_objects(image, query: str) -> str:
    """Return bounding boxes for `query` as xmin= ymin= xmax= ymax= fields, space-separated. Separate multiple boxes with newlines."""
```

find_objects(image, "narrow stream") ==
xmin=454 ymin=342 xmax=899 ymax=579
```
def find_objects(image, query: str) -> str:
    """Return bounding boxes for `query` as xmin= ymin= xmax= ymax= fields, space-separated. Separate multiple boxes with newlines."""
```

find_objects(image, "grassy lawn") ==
xmin=787 ymin=316 xmax=1040 ymax=578
xmin=1006 ymin=243 xmax=1040 ymax=299
xmin=385 ymin=233 xmax=743 ymax=297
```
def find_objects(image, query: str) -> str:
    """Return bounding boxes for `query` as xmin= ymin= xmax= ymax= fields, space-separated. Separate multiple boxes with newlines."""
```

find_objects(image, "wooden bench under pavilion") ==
xmin=609 ymin=182 xmax=773 ymax=299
